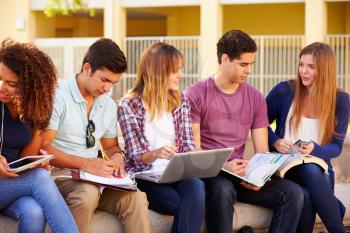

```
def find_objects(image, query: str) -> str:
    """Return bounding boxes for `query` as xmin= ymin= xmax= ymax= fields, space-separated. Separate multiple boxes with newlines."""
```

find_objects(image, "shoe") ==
xmin=237 ymin=225 xmax=254 ymax=233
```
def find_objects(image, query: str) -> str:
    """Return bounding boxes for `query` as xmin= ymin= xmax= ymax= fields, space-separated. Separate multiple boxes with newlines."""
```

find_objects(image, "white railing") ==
xmin=34 ymin=35 xmax=350 ymax=98
xmin=326 ymin=34 xmax=350 ymax=91
xmin=34 ymin=38 xmax=98 ymax=80
xmin=250 ymin=35 xmax=305 ymax=95
xmin=124 ymin=36 xmax=200 ymax=94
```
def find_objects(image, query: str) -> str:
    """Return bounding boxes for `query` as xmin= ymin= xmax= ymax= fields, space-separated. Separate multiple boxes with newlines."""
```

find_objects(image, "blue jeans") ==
xmin=285 ymin=163 xmax=346 ymax=233
xmin=137 ymin=178 xmax=205 ymax=233
xmin=0 ymin=168 xmax=78 ymax=233
xmin=203 ymin=174 xmax=304 ymax=233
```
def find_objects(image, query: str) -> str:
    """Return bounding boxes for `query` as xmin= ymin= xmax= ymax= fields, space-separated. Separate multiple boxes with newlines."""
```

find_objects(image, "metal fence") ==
xmin=34 ymin=38 xmax=98 ymax=80
xmin=34 ymin=35 xmax=349 ymax=98
xmin=124 ymin=36 xmax=200 ymax=94
xmin=250 ymin=35 xmax=305 ymax=95
xmin=326 ymin=34 xmax=350 ymax=91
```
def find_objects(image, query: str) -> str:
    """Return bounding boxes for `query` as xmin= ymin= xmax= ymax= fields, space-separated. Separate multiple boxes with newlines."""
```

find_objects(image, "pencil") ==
xmin=99 ymin=141 xmax=110 ymax=161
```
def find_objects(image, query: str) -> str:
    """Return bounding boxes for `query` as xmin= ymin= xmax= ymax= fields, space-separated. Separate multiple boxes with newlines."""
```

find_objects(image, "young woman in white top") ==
xmin=118 ymin=42 xmax=205 ymax=233
xmin=267 ymin=42 xmax=349 ymax=233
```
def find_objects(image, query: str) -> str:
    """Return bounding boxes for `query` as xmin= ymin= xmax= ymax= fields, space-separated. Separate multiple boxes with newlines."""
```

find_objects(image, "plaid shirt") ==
xmin=117 ymin=94 xmax=195 ymax=173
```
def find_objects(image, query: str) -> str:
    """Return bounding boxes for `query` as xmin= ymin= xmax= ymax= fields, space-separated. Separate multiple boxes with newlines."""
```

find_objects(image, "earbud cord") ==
xmin=0 ymin=102 xmax=4 ymax=154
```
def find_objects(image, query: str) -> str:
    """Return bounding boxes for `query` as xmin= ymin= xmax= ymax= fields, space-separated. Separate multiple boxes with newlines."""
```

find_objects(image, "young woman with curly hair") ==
xmin=0 ymin=39 xmax=78 ymax=233
xmin=267 ymin=42 xmax=349 ymax=233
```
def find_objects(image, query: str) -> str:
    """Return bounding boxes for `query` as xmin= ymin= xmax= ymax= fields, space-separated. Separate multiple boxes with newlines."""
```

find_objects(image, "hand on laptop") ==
xmin=223 ymin=159 xmax=248 ymax=177
xmin=155 ymin=144 xmax=177 ymax=160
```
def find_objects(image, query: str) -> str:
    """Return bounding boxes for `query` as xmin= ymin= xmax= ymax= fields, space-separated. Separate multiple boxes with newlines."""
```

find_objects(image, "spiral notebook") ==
xmin=71 ymin=169 xmax=137 ymax=191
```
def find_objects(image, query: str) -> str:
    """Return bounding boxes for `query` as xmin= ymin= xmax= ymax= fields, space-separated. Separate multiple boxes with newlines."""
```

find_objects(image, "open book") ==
xmin=276 ymin=154 xmax=328 ymax=178
xmin=222 ymin=153 xmax=290 ymax=188
xmin=71 ymin=170 xmax=137 ymax=191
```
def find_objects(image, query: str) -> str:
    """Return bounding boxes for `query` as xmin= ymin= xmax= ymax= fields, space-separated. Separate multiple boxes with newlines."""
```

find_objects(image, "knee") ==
xmin=20 ymin=201 xmax=45 ymax=225
xmin=181 ymin=178 xmax=205 ymax=203
xmin=127 ymin=191 xmax=149 ymax=210
xmin=299 ymin=164 xmax=324 ymax=179
xmin=66 ymin=185 xmax=99 ymax=212
xmin=30 ymin=168 xmax=52 ymax=183
xmin=30 ymin=168 xmax=57 ymax=192
xmin=181 ymin=178 xmax=205 ymax=193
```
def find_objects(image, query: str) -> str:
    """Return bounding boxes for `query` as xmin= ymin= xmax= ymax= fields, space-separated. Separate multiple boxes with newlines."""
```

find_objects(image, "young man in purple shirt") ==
xmin=185 ymin=30 xmax=304 ymax=233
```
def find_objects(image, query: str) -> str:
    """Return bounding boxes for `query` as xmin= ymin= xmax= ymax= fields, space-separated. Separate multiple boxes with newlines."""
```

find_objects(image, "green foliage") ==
xmin=44 ymin=0 xmax=95 ymax=17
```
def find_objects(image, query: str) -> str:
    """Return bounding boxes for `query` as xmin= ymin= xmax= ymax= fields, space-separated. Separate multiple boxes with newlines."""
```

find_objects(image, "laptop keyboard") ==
xmin=148 ymin=174 xmax=161 ymax=179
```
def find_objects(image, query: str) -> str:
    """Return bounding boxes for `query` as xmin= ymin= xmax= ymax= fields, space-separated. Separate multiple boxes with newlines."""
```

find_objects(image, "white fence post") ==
xmin=326 ymin=34 xmax=350 ymax=92
xmin=123 ymin=36 xmax=201 ymax=95
xmin=34 ymin=35 xmax=350 ymax=97
xmin=259 ymin=37 xmax=264 ymax=94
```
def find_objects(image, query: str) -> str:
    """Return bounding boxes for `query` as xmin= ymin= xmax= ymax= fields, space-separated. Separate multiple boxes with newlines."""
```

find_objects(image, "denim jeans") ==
xmin=137 ymin=177 xmax=205 ymax=233
xmin=285 ymin=163 xmax=346 ymax=233
xmin=203 ymin=174 xmax=304 ymax=233
xmin=0 ymin=168 xmax=78 ymax=233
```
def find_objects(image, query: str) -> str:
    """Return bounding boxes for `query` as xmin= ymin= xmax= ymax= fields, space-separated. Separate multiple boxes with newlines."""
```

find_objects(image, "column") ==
xmin=305 ymin=0 xmax=327 ymax=45
xmin=104 ymin=0 xmax=126 ymax=49
xmin=200 ymin=0 xmax=223 ymax=78
xmin=104 ymin=0 xmax=127 ymax=99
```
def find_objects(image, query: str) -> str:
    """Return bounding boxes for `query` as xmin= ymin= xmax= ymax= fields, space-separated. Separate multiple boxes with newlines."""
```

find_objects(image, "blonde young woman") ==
xmin=118 ymin=42 xmax=205 ymax=233
xmin=267 ymin=42 xmax=349 ymax=233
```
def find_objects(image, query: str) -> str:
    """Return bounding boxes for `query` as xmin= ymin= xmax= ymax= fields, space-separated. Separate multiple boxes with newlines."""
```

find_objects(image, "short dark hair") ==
xmin=82 ymin=38 xmax=127 ymax=74
xmin=217 ymin=30 xmax=257 ymax=64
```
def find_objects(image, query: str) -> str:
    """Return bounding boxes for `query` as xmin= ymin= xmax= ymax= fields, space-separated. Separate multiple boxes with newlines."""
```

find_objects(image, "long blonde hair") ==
xmin=129 ymin=42 xmax=183 ymax=120
xmin=289 ymin=42 xmax=336 ymax=145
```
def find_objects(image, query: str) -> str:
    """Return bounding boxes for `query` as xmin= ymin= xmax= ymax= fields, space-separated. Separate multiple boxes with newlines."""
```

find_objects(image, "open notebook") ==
xmin=71 ymin=169 xmax=137 ymax=191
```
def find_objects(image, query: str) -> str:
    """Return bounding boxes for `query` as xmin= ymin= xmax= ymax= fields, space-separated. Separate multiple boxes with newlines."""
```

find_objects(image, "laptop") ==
xmin=135 ymin=148 xmax=234 ymax=183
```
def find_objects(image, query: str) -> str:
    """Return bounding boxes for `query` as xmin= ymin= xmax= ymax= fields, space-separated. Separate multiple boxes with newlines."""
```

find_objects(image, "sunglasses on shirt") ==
xmin=86 ymin=120 xmax=95 ymax=148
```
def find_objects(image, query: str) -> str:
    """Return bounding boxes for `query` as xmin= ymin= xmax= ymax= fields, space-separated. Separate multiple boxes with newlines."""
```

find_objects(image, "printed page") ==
xmin=278 ymin=153 xmax=304 ymax=171
xmin=244 ymin=153 xmax=286 ymax=184
xmin=80 ymin=170 xmax=135 ymax=186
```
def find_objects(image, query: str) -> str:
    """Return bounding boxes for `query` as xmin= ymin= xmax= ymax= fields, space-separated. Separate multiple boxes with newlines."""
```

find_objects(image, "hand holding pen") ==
xmin=100 ymin=142 xmax=126 ymax=177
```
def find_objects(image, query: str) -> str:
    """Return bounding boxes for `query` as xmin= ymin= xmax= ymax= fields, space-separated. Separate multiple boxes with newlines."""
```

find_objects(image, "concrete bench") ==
xmin=1 ymin=138 xmax=349 ymax=232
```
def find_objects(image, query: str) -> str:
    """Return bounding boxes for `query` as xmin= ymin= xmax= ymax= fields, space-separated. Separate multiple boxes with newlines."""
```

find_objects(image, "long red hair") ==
xmin=290 ymin=42 xmax=336 ymax=145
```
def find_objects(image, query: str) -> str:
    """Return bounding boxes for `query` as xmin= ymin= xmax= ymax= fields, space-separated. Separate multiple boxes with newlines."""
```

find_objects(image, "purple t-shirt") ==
xmin=185 ymin=77 xmax=268 ymax=160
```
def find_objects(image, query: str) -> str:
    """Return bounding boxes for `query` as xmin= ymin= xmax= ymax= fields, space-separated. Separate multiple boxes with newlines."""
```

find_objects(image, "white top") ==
xmin=144 ymin=111 xmax=175 ymax=173
xmin=284 ymin=105 xmax=320 ymax=144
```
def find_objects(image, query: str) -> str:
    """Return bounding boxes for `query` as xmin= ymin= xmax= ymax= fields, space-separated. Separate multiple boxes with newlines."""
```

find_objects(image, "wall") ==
xmin=34 ymin=12 xmax=103 ymax=38
xmin=0 ymin=0 xmax=35 ymax=42
xmin=327 ymin=2 xmax=350 ymax=35
xmin=127 ymin=18 xmax=166 ymax=36
xmin=223 ymin=3 xmax=305 ymax=35
xmin=126 ymin=6 xmax=200 ymax=36
xmin=166 ymin=7 xmax=200 ymax=36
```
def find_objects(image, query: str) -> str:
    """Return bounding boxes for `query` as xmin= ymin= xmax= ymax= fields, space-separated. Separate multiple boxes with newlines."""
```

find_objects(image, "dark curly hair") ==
xmin=0 ymin=39 xmax=57 ymax=131
xmin=217 ymin=30 xmax=257 ymax=64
